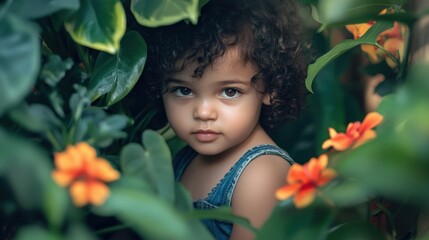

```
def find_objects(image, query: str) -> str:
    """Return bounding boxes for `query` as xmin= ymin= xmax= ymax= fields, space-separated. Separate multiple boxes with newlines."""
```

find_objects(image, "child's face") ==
xmin=162 ymin=48 xmax=270 ymax=156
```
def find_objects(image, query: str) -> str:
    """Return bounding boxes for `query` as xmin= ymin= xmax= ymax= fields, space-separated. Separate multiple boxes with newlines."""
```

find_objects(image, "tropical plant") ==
xmin=0 ymin=0 xmax=428 ymax=239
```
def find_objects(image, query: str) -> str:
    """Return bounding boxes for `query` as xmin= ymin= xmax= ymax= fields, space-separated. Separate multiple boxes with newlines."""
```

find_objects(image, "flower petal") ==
xmin=294 ymin=187 xmax=316 ymax=208
xmin=307 ymin=157 xmax=322 ymax=180
xmin=275 ymin=183 xmax=301 ymax=200
xmin=92 ymin=158 xmax=120 ymax=182
xmin=328 ymin=128 xmax=338 ymax=138
xmin=75 ymin=142 xmax=97 ymax=163
xmin=88 ymin=180 xmax=110 ymax=206
xmin=54 ymin=151 xmax=80 ymax=171
xmin=359 ymin=112 xmax=383 ymax=134
xmin=322 ymin=133 xmax=354 ymax=151
xmin=69 ymin=180 xmax=89 ymax=207
xmin=317 ymin=169 xmax=337 ymax=186
xmin=287 ymin=164 xmax=308 ymax=184
xmin=354 ymin=129 xmax=377 ymax=148
xmin=52 ymin=171 xmax=75 ymax=187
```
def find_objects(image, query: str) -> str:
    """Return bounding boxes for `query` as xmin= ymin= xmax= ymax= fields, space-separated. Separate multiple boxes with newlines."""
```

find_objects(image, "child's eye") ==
xmin=220 ymin=88 xmax=241 ymax=98
xmin=172 ymin=87 xmax=193 ymax=97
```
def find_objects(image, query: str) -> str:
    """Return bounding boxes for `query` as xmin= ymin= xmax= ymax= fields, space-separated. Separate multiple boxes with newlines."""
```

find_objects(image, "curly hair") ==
xmin=141 ymin=0 xmax=309 ymax=129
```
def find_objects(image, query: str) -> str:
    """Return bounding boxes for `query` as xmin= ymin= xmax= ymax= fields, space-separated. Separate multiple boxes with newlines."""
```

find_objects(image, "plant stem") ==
xmin=47 ymin=131 xmax=62 ymax=151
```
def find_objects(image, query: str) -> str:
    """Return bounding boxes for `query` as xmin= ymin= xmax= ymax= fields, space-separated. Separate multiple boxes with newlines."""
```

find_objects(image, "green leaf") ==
xmin=305 ymin=21 xmax=393 ymax=92
xmin=174 ymin=183 xmax=193 ymax=212
xmin=189 ymin=207 xmax=257 ymax=234
xmin=131 ymin=0 xmax=200 ymax=27
xmin=98 ymin=114 xmax=129 ymax=137
xmin=43 ymin=181 xmax=69 ymax=230
xmin=0 ymin=128 xmax=53 ymax=211
xmin=66 ymin=223 xmax=97 ymax=240
xmin=15 ymin=226 xmax=62 ymax=240
xmin=326 ymin=222 xmax=386 ymax=240
xmin=94 ymin=188 xmax=190 ymax=240
xmin=120 ymin=130 xmax=175 ymax=203
xmin=173 ymin=183 xmax=215 ymax=240
xmin=322 ymin=179 xmax=373 ymax=207
xmin=336 ymin=138 xmax=429 ymax=205
xmin=0 ymin=14 xmax=40 ymax=117
xmin=7 ymin=0 xmax=79 ymax=19
xmin=40 ymin=55 xmax=74 ymax=87
xmin=257 ymin=204 xmax=334 ymax=240
xmin=9 ymin=103 xmax=62 ymax=133
xmin=318 ymin=0 xmax=406 ymax=26
xmin=64 ymin=0 xmax=126 ymax=54
xmin=89 ymin=31 xmax=147 ymax=105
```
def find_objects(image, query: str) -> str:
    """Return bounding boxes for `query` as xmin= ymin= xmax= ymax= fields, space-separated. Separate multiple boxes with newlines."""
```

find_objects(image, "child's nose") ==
xmin=193 ymin=98 xmax=217 ymax=121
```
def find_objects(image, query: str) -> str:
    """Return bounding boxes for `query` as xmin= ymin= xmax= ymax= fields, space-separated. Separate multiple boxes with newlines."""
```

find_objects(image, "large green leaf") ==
xmin=336 ymin=138 xmax=429 ymax=205
xmin=305 ymin=21 xmax=393 ymax=92
xmin=189 ymin=207 xmax=257 ymax=234
xmin=258 ymin=203 xmax=334 ymax=240
xmin=89 ymin=31 xmax=147 ymax=106
xmin=0 ymin=14 xmax=40 ymax=117
xmin=131 ymin=0 xmax=200 ymax=27
xmin=318 ymin=0 xmax=406 ymax=26
xmin=173 ymin=183 xmax=215 ymax=240
xmin=15 ymin=226 xmax=62 ymax=240
xmin=7 ymin=0 xmax=79 ymax=19
xmin=94 ymin=187 xmax=190 ymax=240
xmin=120 ymin=130 xmax=175 ymax=203
xmin=0 ymin=129 xmax=52 ymax=209
xmin=326 ymin=222 xmax=386 ymax=240
xmin=64 ymin=0 xmax=126 ymax=54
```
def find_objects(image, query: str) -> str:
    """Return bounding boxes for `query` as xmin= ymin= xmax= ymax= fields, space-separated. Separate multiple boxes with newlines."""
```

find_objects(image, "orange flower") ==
xmin=345 ymin=9 xmax=406 ymax=68
xmin=52 ymin=142 xmax=120 ymax=207
xmin=276 ymin=154 xmax=336 ymax=208
xmin=322 ymin=112 xmax=383 ymax=151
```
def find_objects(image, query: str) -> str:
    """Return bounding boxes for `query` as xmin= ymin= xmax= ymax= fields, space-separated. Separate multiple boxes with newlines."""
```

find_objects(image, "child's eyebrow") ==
xmin=164 ymin=78 xmax=188 ymax=85
xmin=218 ymin=79 xmax=250 ymax=86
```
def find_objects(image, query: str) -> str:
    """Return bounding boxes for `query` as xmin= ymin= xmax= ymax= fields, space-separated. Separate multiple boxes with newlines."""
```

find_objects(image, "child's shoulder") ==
xmin=239 ymin=153 xmax=291 ymax=188
xmin=231 ymin=153 xmax=292 ymax=229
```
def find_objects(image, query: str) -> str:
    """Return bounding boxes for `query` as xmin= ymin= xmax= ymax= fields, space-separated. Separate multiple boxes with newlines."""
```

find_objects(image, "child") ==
xmin=142 ymin=0 xmax=308 ymax=239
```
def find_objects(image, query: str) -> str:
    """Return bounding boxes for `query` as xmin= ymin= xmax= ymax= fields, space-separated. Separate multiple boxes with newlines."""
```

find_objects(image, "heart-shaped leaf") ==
xmin=64 ymin=0 xmax=126 ymax=54
xmin=131 ymin=0 xmax=200 ymax=27
xmin=89 ymin=31 xmax=147 ymax=105
xmin=0 ymin=14 xmax=40 ymax=117
xmin=120 ymin=130 xmax=175 ymax=203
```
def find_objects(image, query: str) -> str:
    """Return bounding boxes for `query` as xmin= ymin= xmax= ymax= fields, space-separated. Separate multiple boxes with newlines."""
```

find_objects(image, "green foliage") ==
xmin=7 ymin=0 xmax=79 ymax=19
xmin=89 ymin=30 xmax=147 ymax=106
xmin=130 ymin=0 xmax=201 ymax=27
xmin=64 ymin=0 xmax=126 ymax=54
xmin=120 ymin=130 xmax=175 ymax=203
xmin=1 ymin=0 xmax=428 ymax=239
xmin=306 ymin=21 xmax=393 ymax=92
xmin=0 ymin=14 xmax=40 ymax=116
xmin=318 ymin=0 xmax=406 ymax=27
xmin=258 ymin=203 xmax=334 ymax=240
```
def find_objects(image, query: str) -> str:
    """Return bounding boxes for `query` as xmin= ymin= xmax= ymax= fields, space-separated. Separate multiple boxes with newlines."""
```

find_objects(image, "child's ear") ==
xmin=262 ymin=93 xmax=272 ymax=105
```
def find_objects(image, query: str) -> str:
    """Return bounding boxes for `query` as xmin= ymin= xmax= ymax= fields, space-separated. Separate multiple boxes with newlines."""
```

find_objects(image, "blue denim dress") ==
xmin=173 ymin=144 xmax=294 ymax=240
